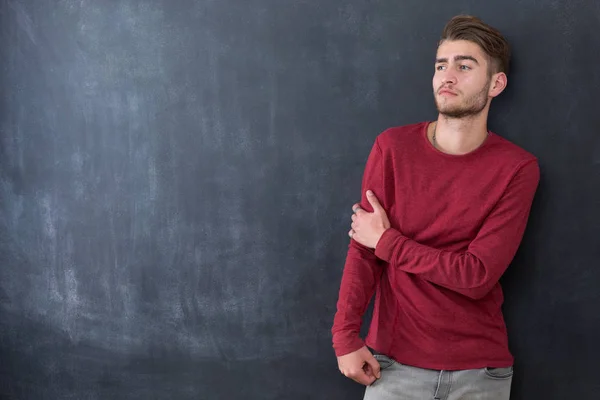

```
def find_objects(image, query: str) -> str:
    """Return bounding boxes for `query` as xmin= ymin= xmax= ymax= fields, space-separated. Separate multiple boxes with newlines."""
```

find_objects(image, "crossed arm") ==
xmin=348 ymin=159 xmax=540 ymax=300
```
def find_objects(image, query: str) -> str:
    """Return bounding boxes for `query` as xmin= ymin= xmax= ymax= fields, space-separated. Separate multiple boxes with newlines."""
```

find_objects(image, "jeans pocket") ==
xmin=373 ymin=354 xmax=396 ymax=370
xmin=484 ymin=366 xmax=514 ymax=380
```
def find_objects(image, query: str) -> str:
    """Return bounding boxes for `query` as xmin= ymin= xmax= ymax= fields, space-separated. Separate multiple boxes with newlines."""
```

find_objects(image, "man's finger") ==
xmin=352 ymin=203 xmax=362 ymax=213
xmin=360 ymin=372 xmax=377 ymax=386
xmin=366 ymin=190 xmax=383 ymax=211
xmin=346 ymin=369 xmax=376 ymax=386
xmin=365 ymin=356 xmax=381 ymax=379
xmin=363 ymin=362 xmax=375 ymax=378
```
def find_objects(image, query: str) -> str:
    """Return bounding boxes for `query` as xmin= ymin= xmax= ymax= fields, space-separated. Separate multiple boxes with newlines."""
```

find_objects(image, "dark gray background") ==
xmin=1 ymin=0 xmax=598 ymax=399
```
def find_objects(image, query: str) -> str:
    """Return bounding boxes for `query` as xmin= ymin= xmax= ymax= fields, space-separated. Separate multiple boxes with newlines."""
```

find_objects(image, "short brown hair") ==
xmin=440 ymin=15 xmax=511 ymax=76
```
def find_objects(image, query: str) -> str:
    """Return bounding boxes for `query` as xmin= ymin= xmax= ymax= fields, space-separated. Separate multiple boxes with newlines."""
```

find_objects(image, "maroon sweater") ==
xmin=332 ymin=121 xmax=540 ymax=370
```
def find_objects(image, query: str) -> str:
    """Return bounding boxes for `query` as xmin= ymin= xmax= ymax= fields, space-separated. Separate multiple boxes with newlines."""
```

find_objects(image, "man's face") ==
xmin=433 ymin=40 xmax=493 ymax=118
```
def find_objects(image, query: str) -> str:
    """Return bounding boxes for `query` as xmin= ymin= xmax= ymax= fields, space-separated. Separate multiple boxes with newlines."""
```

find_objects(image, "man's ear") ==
xmin=489 ymin=72 xmax=508 ymax=98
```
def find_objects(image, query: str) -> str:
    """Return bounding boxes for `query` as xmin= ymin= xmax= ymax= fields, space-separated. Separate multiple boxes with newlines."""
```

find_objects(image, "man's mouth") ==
xmin=438 ymin=89 xmax=458 ymax=96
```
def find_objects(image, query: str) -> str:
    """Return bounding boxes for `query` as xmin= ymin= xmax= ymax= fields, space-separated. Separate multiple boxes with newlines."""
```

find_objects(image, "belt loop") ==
xmin=433 ymin=370 xmax=444 ymax=399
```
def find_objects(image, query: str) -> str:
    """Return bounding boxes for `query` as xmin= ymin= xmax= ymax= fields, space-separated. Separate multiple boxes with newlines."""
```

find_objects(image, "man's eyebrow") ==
xmin=435 ymin=55 xmax=480 ymax=64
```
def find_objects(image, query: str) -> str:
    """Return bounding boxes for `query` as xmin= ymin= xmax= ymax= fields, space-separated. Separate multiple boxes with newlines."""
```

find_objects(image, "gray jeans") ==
xmin=364 ymin=354 xmax=513 ymax=400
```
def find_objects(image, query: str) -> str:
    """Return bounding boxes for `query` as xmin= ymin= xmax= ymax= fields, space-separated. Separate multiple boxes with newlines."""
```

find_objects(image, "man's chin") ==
xmin=435 ymin=99 xmax=461 ymax=113
xmin=437 ymin=108 xmax=484 ymax=119
xmin=437 ymin=106 xmax=464 ymax=117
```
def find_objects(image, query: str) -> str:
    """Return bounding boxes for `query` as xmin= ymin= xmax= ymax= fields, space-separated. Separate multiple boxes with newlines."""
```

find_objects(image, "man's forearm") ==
xmin=332 ymin=240 xmax=382 ymax=356
xmin=374 ymin=229 xmax=496 ymax=299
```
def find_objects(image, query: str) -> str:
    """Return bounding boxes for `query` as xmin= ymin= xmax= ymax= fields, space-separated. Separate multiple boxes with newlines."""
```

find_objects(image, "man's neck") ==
xmin=429 ymin=114 xmax=489 ymax=155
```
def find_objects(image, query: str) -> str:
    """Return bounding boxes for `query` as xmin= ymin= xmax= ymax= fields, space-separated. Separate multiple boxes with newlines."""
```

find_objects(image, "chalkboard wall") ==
xmin=1 ymin=1 xmax=599 ymax=399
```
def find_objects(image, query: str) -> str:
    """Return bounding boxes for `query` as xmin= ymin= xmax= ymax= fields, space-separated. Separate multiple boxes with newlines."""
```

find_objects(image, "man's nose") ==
xmin=442 ymin=73 xmax=457 ymax=85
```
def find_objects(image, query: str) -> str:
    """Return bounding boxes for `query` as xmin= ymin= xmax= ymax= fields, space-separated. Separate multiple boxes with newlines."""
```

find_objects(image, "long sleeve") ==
xmin=331 ymin=139 xmax=386 ymax=357
xmin=374 ymin=159 xmax=540 ymax=300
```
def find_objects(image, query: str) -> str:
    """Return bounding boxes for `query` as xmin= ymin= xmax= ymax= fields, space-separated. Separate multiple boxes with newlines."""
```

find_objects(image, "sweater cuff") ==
xmin=374 ymin=228 xmax=407 ymax=263
xmin=332 ymin=331 xmax=365 ymax=357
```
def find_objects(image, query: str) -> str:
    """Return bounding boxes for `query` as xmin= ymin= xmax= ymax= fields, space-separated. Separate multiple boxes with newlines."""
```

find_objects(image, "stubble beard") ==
xmin=434 ymin=81 xmax=491 ymax=119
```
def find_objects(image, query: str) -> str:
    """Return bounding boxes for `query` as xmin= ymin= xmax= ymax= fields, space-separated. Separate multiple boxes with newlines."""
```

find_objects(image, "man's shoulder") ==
xmin=375 ymin=121 xmax=428 ymax=145
xmin=488 ymin=132 xmax=538 ymax=165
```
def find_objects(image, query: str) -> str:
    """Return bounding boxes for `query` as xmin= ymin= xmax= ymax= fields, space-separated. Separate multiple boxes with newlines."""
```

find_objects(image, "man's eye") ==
xmin=436 ymin=65 xmax=445 ymax=71
xmin=460 ymin=65 xmax=471 ymax=70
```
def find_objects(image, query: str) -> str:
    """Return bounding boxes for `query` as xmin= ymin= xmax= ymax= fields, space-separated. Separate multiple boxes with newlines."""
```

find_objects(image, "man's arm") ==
xmin=374 ymin=159 xmax=540 ymax=300
xmin=331 ymin=139 xmax=385 ymax=384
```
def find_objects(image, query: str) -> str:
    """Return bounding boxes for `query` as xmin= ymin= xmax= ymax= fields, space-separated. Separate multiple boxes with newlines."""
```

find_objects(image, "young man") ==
xmin=331 ymin=15 xmax=540 ymax=400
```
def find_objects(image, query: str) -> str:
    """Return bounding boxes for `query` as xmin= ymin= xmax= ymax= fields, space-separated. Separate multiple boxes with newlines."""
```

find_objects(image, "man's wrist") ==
xmin=374 ymin=227 xmax=392 ymax=249
xmin=374 ymin=228 xmax=408 ymax=262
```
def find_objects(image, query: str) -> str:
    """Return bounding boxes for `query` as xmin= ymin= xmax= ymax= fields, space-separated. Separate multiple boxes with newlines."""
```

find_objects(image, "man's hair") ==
xmin=440 ymin=15 xmax=511 ymax=76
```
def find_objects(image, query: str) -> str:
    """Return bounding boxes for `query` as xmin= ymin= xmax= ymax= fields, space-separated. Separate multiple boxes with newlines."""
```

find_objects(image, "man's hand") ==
xmin=337 ymin=346 xmax=381 ymax=385
xmin=349 ymin=190 xmax=391 ymax=249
